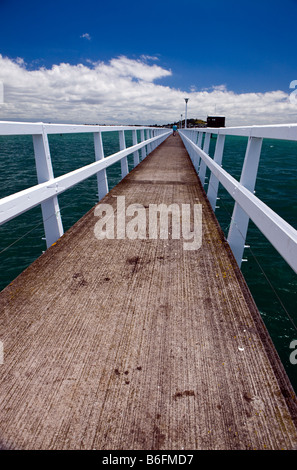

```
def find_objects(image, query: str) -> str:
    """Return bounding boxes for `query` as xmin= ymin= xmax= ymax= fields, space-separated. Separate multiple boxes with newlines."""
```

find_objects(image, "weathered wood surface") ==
xmin=0 ymin=134 xmax=296 ymax=450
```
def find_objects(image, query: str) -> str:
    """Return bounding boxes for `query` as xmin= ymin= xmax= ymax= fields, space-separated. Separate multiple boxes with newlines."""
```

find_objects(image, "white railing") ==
xmin=0 ymin=121 xmax=170 ymax=248
xmin=179 ymin=124 xmax=297 ymax=274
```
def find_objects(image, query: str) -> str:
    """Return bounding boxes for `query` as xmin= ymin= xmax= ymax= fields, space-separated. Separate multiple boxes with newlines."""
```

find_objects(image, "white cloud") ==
xmin=0 ymin=54 xmax=296 ymax=126
xmin=80 ymin=33 xmax=91 ymax=40
xmin=140 ymin=55 xmax=160 ymax=62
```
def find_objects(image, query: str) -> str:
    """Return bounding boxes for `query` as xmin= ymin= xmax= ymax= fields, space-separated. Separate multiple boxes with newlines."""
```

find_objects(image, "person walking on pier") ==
xmin=172 ymin=124 xmax=177 ymax=136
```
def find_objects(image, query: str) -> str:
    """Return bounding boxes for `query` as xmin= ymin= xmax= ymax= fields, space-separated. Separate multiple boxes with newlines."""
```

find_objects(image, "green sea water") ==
xmin=0 ymin=131 xmax=297 ymax=392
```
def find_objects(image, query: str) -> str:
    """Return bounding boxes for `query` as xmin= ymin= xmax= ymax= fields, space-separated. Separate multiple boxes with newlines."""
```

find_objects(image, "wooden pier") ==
xmin=0 ymin=134 xmax=297 ymax=450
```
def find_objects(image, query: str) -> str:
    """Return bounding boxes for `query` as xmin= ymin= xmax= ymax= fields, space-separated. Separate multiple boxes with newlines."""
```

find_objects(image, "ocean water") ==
xmin=0 ymin=131 xmax=297 ymax=392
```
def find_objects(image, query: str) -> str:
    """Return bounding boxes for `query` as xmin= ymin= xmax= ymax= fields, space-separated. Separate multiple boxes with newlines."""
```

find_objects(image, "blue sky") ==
xmin=0 ymin=0 xmax=297 ymax=124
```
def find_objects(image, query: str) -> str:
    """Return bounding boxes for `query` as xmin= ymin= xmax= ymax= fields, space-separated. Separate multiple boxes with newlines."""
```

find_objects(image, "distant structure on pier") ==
xmin=207 ymin=115 xmax=225 ymax=127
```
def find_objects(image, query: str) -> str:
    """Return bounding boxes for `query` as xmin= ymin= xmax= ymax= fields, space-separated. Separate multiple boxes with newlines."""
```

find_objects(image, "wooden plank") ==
xmin=0 ymin=135 xmax=296 ymax=450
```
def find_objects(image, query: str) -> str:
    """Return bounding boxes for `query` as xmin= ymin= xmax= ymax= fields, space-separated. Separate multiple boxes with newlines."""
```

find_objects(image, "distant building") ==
xmin=207 ymin=116 xmax=225 ymax=128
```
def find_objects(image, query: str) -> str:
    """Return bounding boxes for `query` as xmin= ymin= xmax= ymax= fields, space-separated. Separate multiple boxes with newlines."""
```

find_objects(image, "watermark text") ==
xmin=289 ymin=340 xmax=297 ymax=365
xmin=289 ymin=80 xmax=297 ymax=104
xmin=94 ymin=196 xmax=202 ymax=250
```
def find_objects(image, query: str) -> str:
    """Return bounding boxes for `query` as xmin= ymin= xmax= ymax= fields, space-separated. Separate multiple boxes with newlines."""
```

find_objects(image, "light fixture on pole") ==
xmin=180 ymin=114 xmax=183 ymax=129
xmin=184 ymin=98 xmax=189 ymax=128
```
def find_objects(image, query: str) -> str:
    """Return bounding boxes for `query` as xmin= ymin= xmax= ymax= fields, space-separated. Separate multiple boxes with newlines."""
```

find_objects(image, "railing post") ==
xmin=207 ymin=134 xmax=225 ymax=211
xmin=132 ymin=129 xmax=139 ymax=167
xmin=94 ymin=131 xmax=108 ymax=200
xmin=151 ymin=129 xmax=156 ymax=151
xmin=197 ymin=132 xmax=203 ymax=148
xmin=192 ymin=130 xmax=199 ymax=171
xmin=146 ymin=129 xmax=151 ymax=155
xmin=189 ymin=131 xmax=194 ymax=161
xmin=196 ymin=131 xmax=203 ymax=171
xmin=32 ymin=128 xmax=64 ymax=248
xmin=227 ymin=136 xmax=263 ymax=267
xmin=119 ymin=130 xmax=128 ymax=178
xmin=140 ymin=129 xmax=146 ymax=160
xmin=199 ymin=132 xmax=211 ymax=186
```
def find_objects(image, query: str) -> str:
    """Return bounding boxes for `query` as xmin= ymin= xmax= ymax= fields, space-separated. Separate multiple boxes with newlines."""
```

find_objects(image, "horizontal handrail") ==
xmin=0 ymin=121 xmax=159 ymax=136
xmin=0 ymin=121 xmax=171 ymax=247
xmin=0 ymin=132 xmax=169 ymax=224
xmin=187 ymin=123 xmax=297 ymax=141
xmin=180 ymin=127 xmax=297 ymax=274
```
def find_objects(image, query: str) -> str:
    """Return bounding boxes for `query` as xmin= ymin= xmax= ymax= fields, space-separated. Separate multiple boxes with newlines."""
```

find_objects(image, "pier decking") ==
xmin=0 ymin=134 xmax=297 ymax=450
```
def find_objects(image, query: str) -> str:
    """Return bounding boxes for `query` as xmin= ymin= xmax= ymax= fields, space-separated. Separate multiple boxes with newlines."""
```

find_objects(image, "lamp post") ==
xmin=180 ymin=114 xmax=183 ymax=129
xmin=184 ymin=98 xmax=189 ymax=128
